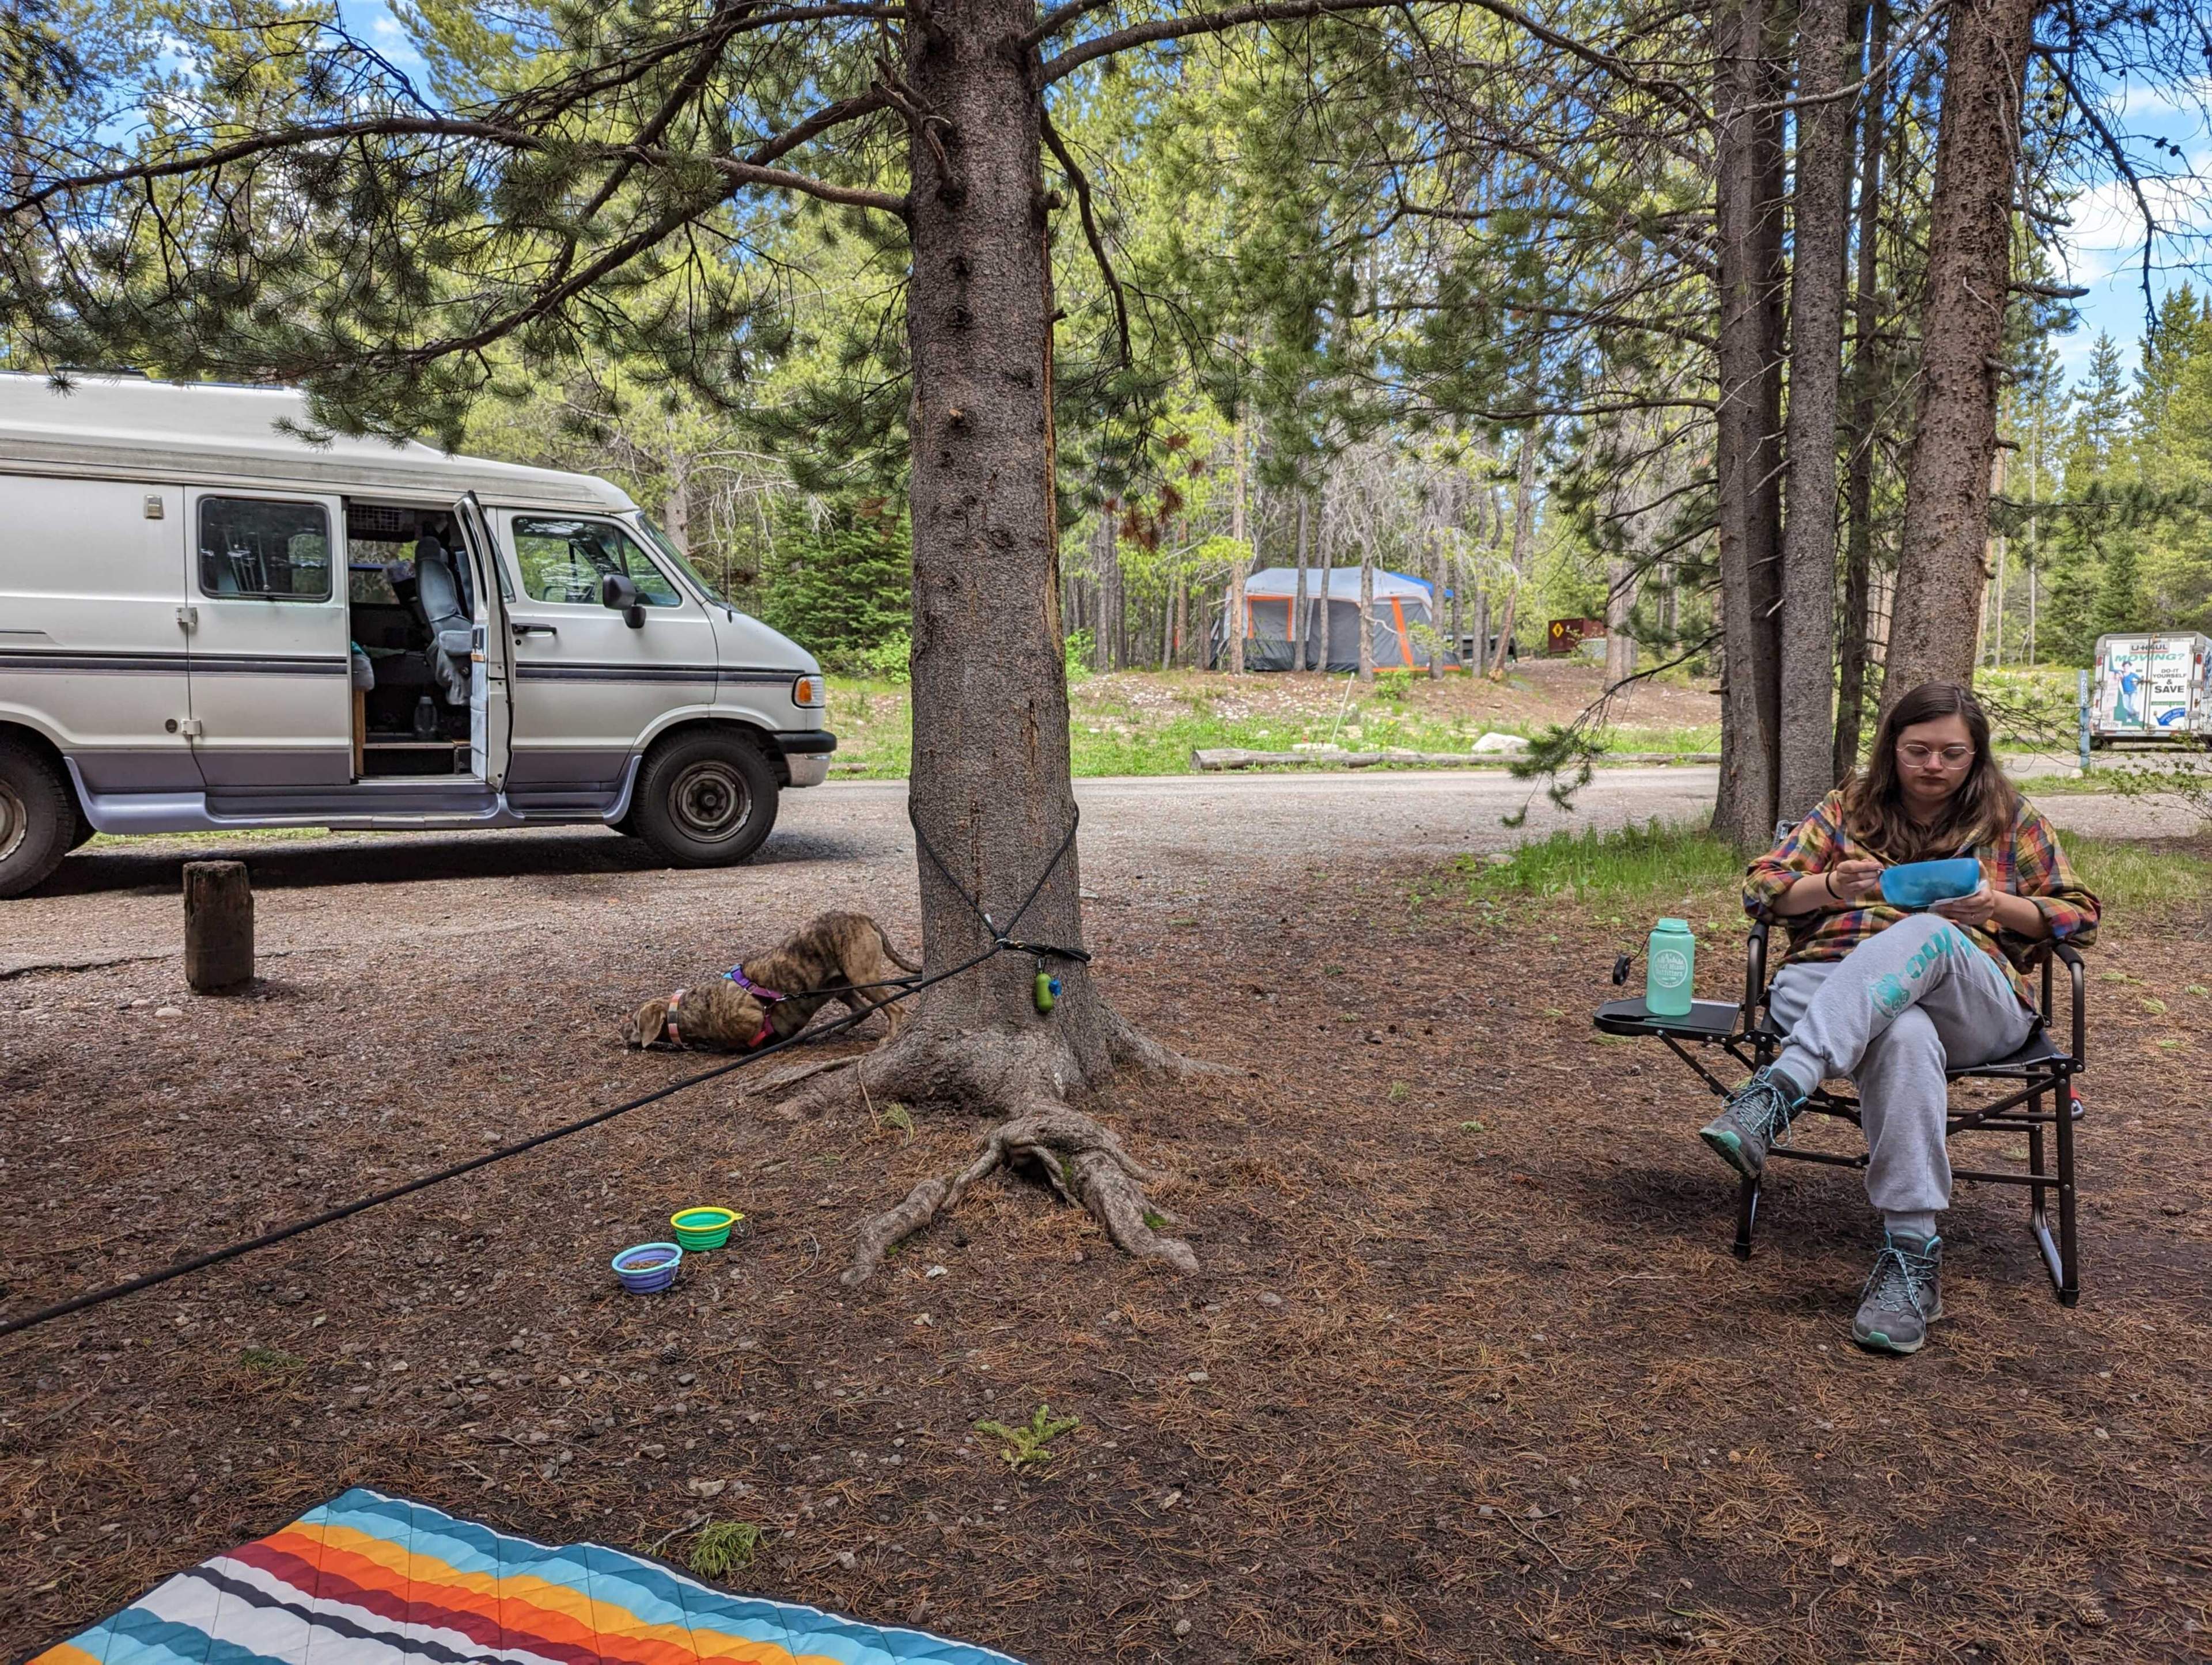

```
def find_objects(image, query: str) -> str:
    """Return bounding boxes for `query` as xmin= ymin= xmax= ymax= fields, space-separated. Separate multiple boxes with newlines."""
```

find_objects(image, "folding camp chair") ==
xmin=1594 ymin=925 xmax=2088 ymax=1304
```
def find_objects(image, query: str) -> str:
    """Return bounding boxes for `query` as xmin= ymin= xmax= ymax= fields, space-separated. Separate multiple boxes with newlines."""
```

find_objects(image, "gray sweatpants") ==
xmin=1766 ymin=913 xmax=2035 ymax=1221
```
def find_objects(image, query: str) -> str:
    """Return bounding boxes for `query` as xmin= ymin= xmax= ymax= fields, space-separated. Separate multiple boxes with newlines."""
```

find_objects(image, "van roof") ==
xmin=0 ymin=373 xmax=636 ymax=513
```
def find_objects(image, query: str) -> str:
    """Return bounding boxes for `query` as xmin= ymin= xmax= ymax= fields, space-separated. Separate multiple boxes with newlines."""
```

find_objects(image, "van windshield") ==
xmin=637 ymin=517 xmax=729 ymax=608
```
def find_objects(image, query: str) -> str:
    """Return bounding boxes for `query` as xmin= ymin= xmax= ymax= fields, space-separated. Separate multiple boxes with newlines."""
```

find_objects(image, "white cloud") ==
xmin=2109 ymin=75 xmax=2212 ymax=126
xmin=2050 ymin=157 xmax=2211 ymax=305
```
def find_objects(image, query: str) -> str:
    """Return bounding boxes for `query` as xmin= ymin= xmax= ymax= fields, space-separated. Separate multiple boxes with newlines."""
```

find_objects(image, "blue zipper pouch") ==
xmin=1878 ymin=857 xmax=1983 ymax=910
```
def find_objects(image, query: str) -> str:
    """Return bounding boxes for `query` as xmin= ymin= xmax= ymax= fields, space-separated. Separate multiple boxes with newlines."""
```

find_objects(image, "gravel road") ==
xmin=2 ymin=765 xmax=2193 ymax=977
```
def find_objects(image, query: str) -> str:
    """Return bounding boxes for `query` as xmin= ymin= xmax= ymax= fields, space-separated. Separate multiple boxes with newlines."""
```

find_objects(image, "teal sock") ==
xmin=1885 ymin=1211 xmax=1938 ymax=1242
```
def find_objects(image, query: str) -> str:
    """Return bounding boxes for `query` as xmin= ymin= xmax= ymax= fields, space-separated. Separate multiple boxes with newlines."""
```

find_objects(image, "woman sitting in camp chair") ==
xmin=1702 ymin=681 xmax=2099 ymax=1356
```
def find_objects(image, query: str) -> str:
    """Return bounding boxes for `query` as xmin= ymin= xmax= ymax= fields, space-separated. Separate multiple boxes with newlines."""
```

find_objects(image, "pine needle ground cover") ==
xmin=3 ymin=828 xmax=2206 ymax=1660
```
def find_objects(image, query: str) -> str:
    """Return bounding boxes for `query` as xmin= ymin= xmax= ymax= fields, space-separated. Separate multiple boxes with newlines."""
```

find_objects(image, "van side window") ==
xmin=200 ymin=498 xmax=333 ymax=601
xmin=512 ymin=517 xmax=681 ymax=607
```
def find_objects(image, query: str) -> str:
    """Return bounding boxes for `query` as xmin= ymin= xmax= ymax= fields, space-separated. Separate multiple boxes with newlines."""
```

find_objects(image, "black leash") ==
xmin=907 ymin=800 xmax=1092 ymax=965
xmin=0 ymin=942 xmax=994 ymax=1343
xmin=1 ymin=804 xmax=1092 ymax=1344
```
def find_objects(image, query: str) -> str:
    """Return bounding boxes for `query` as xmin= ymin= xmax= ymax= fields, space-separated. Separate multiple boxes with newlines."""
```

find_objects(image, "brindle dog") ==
xmin=622 ymin=911 xmax=921 ymax=1051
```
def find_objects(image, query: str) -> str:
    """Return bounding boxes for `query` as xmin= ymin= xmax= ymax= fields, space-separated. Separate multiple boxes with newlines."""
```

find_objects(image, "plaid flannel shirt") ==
xmin=1743 ymin=788 xmax=2100 ymax=1004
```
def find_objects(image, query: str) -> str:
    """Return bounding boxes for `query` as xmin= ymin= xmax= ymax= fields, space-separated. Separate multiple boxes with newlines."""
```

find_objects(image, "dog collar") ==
xmin=666 ymin=988 xmax=688 ymax=1047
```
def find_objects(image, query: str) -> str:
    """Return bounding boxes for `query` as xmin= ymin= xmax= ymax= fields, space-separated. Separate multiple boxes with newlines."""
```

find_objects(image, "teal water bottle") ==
xmin=1646 ymin=917 xmax=1696 ymax=1018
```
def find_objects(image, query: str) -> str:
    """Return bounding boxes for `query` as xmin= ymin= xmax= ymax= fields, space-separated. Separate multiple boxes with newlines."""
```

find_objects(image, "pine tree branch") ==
xmin=3 ymin=118 xmax=531 ymax=216
xmin=1039 ymin=0 xmax=1704 ymax=128
xmin=694 ymin=151 xmax=905 ymax=211
xmin=1038 ymin=0 xmax=1410 ymax=84
xmin=747 ymin=85 xmax=898 ymax=167
xmin=400 ymin=193 xmax=739 ymax=364
xmin=1024 ymin=0 xmax=1122 ymax=45
xmin=2032 ymin=44 xmax=2158 ymax=323
xmin=1040 ymin=109 xmax=1130 ymax=366
xmin=6 ymin=105 xmax=907 ymax=223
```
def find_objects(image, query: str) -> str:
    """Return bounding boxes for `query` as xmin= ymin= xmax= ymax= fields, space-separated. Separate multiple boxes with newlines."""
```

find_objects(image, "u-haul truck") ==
xmin=2089 ymin=631 xmax=2212 ymax=749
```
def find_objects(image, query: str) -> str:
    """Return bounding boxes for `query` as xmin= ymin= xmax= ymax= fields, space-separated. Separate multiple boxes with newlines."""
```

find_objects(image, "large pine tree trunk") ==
xmin=1834 ymin=0 xmax=1888 ymax=779
xmin=1711 ymin=0 xmax=1788 ymax=845
xmin=1883 ymin=0 xmax=2040 ymax=707
xmin=1775 ymin=0 xmax=1853 ymax=821
xmin=1291 ymin=492 xmax=1310 ymax=671
xmin=902 ymin=0 xmax=1102 ymax=1064
xmin=809 ymin=0 xmax=1195 ymax=1284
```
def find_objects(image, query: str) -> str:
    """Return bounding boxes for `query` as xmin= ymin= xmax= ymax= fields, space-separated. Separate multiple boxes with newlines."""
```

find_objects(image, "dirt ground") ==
xmin=3 ymin=809 xmax=2209 ymax=1662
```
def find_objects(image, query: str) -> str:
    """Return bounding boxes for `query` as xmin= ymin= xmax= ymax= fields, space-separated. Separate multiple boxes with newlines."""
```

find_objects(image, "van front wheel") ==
xmin=632 ymin=733 xmax=779 ymax=866
xmin=0 ymin=738 xmax=74 ymax=898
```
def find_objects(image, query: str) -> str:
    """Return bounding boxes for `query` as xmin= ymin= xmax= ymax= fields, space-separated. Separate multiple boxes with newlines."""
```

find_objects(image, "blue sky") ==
xmin=2044 ymin=74 xmax=2211 ymax=377
xmin=336 ymin=0 xmax=430 ymax=81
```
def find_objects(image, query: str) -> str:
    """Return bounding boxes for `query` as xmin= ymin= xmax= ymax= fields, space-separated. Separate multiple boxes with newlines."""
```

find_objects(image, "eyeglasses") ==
xmin=1898 ymin=742 xmax=1974 ymax=768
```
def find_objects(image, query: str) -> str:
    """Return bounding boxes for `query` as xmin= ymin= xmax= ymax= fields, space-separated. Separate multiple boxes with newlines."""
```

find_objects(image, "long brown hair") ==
xmin=1840 ymin=681 xmax=2021 ymax=860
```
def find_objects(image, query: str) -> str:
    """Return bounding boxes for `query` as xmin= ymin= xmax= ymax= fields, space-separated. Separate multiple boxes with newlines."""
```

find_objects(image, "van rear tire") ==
xmin=0 ymin=738 xmax=74 ymax=898
xmin=632 ymin=733 xmax=779 ymax=867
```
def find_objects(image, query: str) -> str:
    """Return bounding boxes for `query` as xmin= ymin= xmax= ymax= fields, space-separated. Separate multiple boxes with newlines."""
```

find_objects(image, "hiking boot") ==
xmin=1852 ymin=1231 xmax=1944 ymax=1355
xmin=1698 ymin=1066 xmax=1805 ymax=1181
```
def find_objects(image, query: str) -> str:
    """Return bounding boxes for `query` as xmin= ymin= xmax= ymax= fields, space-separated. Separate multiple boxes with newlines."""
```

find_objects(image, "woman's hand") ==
xmin=1828 ymin=859 xmax=1885 ymax=904
xmin=1930 ymin=880 xmax=1998 ymax=928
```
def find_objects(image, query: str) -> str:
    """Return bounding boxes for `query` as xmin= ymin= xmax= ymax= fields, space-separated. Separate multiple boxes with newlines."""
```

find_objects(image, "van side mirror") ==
xmin=601 ymin=572 xmax=646 ymax=628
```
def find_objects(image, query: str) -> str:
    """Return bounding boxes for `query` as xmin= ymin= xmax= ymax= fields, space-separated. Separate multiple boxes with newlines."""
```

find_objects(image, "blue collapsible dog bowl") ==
xmin=1878 ymin=858 xmax=1983 ymax=911
xmin=612 ymin=1242 xmax=683 ymax=1294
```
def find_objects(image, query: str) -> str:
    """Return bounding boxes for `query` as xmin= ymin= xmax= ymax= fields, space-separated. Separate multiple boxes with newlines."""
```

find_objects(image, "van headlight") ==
xmin=792 ymin=674 xmax=825 ymax=709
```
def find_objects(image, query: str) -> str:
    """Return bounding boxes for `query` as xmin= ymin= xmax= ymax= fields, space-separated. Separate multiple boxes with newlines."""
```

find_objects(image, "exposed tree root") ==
xmin=769 ymin=1011 xmax=1202 ymax=1285
xmin=841 ymin=1102 xmax=1195 ymax=1285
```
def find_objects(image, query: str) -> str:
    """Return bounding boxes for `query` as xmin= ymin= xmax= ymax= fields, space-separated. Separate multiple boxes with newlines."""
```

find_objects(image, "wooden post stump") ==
xmin=183 ymin=860 xmax=253 ymax=991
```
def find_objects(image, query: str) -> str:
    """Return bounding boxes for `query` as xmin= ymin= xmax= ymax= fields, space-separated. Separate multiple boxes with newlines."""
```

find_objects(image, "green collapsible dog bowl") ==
xmin=671 ymin=1207 xmax=740 ymax=1251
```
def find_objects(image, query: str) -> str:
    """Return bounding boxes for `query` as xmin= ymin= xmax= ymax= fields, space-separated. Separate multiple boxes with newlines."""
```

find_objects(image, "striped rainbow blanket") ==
xmin=32 ymin=1486 xmax=1022 ymax=1665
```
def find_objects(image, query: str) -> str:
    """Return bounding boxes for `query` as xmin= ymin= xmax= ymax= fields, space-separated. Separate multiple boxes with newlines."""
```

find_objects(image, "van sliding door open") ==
xmin=454 ymin=492 xmax=510 ymax=790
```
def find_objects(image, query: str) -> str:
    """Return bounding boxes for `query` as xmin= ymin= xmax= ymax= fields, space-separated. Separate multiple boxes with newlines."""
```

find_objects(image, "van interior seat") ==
xmin=410 ymin=536 xmax=472 ymax=705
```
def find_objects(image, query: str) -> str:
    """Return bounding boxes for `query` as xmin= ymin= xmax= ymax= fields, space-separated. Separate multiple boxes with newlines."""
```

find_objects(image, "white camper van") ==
xmin=0 ymin=374 xmax=835 ymax=897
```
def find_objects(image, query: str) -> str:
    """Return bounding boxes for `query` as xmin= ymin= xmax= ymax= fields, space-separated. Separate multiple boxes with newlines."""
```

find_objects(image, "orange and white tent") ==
xmin=1221 ymin=567 xmax=1448 ymax=672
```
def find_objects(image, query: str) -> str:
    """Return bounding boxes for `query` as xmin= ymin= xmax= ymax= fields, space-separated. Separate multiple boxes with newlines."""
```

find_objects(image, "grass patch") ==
xmin=1451 ymin=818 xmax=2209 ymax=933
xmin=237 ymin=1347 xmax=307 ymax=1374
xmin=2063 ymin=835 xmax=2212 ymax=917
xmin=1459 ymin=820 xmax=1741 ymax=907
xmin=687 ymin=1520 xmax=764 ymax=1579
xmin=826 ymin=676 xmax=1721 ymax=779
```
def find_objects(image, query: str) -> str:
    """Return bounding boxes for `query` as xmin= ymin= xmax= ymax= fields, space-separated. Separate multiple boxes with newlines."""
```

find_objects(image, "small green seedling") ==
xmin=1457 ymin=1120 xmax=1487 ymax=1133
xmin=1387 ymin=1081 xmax=1410 ymax=1103
xmin=689 ymin=1520 xmax=764 ymax=1578
xmin=975 ymin=1403 xmax=1081 ymax=1470
xmin=239 ymin=1347 xmax=306 ymax=1374
xmin=874 ymin=1102 xmax=916 ymax=1139
xmin=1142 ymin=1209 xmax=1169 ymax=1231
